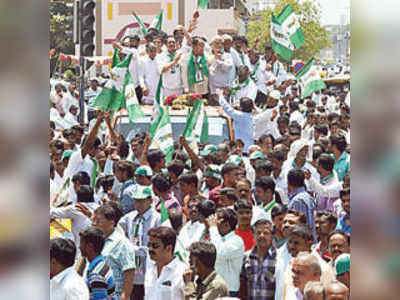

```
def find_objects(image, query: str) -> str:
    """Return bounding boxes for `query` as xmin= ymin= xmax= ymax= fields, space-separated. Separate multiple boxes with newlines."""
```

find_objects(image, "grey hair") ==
xmin=296 ymin=252 xmax=322 ymax=276
xmin=304 ymin=281 xmax=324 ymax=300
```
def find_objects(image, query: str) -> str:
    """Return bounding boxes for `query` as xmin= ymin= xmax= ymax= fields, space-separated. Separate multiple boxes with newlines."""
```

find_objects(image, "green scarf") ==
xmin=239 ymin=51 xmax=245 ymax=64
xmin=320 ymin=173 xmax=334 ymax=185
xmin=188 ymin=51 xmax=209 ymax=86
xmin=261 ymin=199 xmax=276 ymax=213
xmin=230 ymin=77 xmax=250 ymax=97
xmin=168 ymin=51 xmax=177 ymax=74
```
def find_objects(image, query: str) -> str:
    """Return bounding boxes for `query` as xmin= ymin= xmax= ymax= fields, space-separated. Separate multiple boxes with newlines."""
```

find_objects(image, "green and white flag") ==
xmin=94 ymin=54 xmax=132 ymax=111
xmin=296 ymin=57 xmax=326 ymax=99
xmin=182 ymin=98 xmax=208 ymax=154
xmin=111 ymin=48 xmax=120 ymax=68
xmin=124 ymin=72 xmax=145 ymax=124
xmin=149 ymin=9 xmax=163 ymax=31
xmin=276 ymin=5 xmax=304 ymax=49
xmin=160 ymin=198 xmax=172 ymax=227
xmin=149 ymin=79 xmax=174 ymax=163
xmin=271 ymin=13 xmax=295 ymax=61
xmin=197 ymin=0 xmax=210 ymax=9
xmin=132 ymin=11 xmax=148 ymax=36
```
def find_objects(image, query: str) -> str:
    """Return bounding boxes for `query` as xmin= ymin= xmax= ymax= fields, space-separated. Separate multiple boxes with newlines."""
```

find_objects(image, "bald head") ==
xmin=325 ymin=281 xmax=349 ymax=300
xmin=304 ymin=281 xmax=324 ymax=300
xmin=292 ymin=252 xmax=321 ymax=292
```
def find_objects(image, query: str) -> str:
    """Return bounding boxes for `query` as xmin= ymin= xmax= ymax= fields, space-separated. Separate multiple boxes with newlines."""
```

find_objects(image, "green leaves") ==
xmin=246 ymin=0 xmax=331 ymax=62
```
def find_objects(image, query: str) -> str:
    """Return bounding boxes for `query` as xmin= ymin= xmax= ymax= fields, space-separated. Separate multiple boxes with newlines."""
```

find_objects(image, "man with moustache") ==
xmin=183 ymin=241 xmax=229 ymax=299
xmin=240 ymin=219 xmax=277 ymax=300
xmin=144 ymin=226 xmax=186 ymax=300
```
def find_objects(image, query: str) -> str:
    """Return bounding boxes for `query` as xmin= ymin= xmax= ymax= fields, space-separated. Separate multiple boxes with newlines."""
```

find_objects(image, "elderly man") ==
xmin=303 ymin=281 xmax=324 ymax=300
xmin=284 ymin=252 xmax=321 ymax=300
xmin=324 ymin=281 xmax=349 ymax=300
xmin=208 ymin=35 xmax=234 ymax=105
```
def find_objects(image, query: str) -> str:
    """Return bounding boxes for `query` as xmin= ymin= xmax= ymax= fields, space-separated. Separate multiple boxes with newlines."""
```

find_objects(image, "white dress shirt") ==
xmin=275 ymin=243 xmax=292 ymax=300
xmin=50 ymin=267 xmax=89 ymax=300
xmin=208 ymin=52 xmax=234 ymax=94
xmin=50 ymin=202 xmax=99 ymax=247
xmin=64 ymin=149 xmax=95 ymax=184
xmin=177 ymin=220 xmax=205 ymax=252
xmin=209 ymin=227 xmax=244 ymax=292
xmin=157 ymin=51 xmax=184 ymax=92
xmin=230 ymin=79 xmax=258 ymax=105
xmin=139 ymin=55 xmax=161 ymax=104
xmin=144 ymin=257 xmax=186 ymax=300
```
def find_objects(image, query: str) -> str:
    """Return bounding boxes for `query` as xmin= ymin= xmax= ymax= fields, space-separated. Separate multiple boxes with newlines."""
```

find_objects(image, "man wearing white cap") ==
xmin=118 ymin=185 xmax=161 ymax=300
xmin=208 ymin=35 xmax=234 ymax=104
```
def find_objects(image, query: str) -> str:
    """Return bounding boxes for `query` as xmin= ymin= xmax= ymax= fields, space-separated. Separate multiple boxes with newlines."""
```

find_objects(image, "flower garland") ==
xmin=163 ymin=93 xmax=207 ymax=110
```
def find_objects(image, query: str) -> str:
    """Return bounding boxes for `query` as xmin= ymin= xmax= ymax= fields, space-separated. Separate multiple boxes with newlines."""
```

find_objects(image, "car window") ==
xmin=115 ymin=116 xmax=230 ymax=145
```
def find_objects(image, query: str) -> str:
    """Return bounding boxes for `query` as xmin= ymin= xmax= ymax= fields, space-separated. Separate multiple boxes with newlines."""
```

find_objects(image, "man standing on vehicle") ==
xmin=157 ymin=36 xmax=184 ymax=97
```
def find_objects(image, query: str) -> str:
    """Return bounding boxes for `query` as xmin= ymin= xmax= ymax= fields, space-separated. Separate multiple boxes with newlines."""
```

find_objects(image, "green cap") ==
xmin=135 ymin=165 xmax=153 ymax=177
xmin=335 ymin=253 xmax=350 ymax=275
xmin=249 ymin=151 xmax=265 ymax=160
xmin=61 ymin=150 xmax=73 ymax=160
xmin=227 ymin=154 xmax=243 ymax=166
xmin=200 ymin=144 xmax=218 ymax=156
xmin=204 ymin=164 xmax=221 ymax=180
xmin=132 ymin=185 xmax=153 ymax=199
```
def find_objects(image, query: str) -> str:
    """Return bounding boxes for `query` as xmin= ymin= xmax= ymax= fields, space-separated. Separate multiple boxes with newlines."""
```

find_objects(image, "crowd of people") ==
xmin=50 ymin=14 xmax=351 ymax=300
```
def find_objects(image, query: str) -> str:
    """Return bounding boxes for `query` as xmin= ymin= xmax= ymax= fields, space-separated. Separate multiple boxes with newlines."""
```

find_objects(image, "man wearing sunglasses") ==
xmin=144 ymin=227 xmax=186 ymax=300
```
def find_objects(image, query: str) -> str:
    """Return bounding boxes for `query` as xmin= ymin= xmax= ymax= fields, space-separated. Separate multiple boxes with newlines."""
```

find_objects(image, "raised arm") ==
xmin=81 ymin=111 xmax=105 ymax=158
xmin=179 ymin=135 xmax=205 ymax=172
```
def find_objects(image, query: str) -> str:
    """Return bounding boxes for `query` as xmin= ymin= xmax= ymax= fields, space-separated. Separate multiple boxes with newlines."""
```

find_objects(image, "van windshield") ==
xmin=114 ymin=115 xmax=230 ymax=145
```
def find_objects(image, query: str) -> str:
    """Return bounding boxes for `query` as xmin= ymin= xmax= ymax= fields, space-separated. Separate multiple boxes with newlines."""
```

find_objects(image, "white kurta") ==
xmin=139 ymin=56 xmax=161 ymax=104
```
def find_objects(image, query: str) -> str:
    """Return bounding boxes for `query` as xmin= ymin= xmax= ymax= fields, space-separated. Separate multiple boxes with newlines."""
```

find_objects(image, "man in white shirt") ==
xmin=248 ymin=49 xmax=276 ymax=108
xmin=139 ymin=43 xmax=161 ymax=105
xmin=50 ymin=185 xmax=99 ymax=248
xmin=50 ymin=238 xmax=89 ymax=300
xmin=177 ymin=195 xmax=205 ymax=260
xmin=63 ymin=105 xmax=79 ymax=129
xmin=206 ymin=208 xmax=244 ymax=297
xmin=84 ymin=78 xmax=102 ymax=122
xmin=208 ymin=35 xmax=234 ymax=101
xmin=285 ymin=252 xmax=321 ymax=300
xmin=229 ymin=65 xmax=257 ymax=105
xmin=145 ymin=226 xmax=186 ymax=300
xmin=157 ymin=36 xmax=184 ymax=97
xmin=222 ymin=34 xmax=237 ymax=86
xmin=64 ymin=113 xmax=104 ymax=188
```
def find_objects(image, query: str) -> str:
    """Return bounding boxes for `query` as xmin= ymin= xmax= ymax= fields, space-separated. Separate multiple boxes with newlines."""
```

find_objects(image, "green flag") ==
xmin=160 ymin=198 xmax=172 ymax=227
xmin=197 ymin=0 xmax=210 ymax=9
xmin=149 ymin=78 xmax=174 ymax=163
xmin=182 ymin=98 xmax=208 ymax=154
xmin=271 ymin=13 xmax=295 ymax=61
xmin=149 ymin=9 xmax=163 ymax=31
xmin=276 ymin=5 xmax=305 ymax=49
xmin=111 ymin=48 xmax=120 ymax=68
xmin=94 ymin=54 xmax=132 ymax=112
xmin=132 ymin=11 xmax=148 ymax=36
xmin=124 ymin=72 xmax=145 ymax=124
xmin=296 ymin=57 xmax=326 ymax=99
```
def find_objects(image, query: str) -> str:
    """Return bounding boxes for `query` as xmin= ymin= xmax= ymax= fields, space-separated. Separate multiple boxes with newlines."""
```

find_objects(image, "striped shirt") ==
xmin=86 ymin=255 xmax=116 ymax=300
xmin=241 ymin=246 xmax=277 ymax=300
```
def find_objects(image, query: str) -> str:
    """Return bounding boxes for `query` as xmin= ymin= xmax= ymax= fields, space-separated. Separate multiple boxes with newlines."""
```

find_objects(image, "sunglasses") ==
xmin=148 ymin=242 xmax=162 ymax=249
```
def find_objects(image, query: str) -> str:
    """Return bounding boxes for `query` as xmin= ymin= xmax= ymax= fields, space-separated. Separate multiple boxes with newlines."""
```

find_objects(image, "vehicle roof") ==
xmin=138 ymin=105 xmax=225 ymax=117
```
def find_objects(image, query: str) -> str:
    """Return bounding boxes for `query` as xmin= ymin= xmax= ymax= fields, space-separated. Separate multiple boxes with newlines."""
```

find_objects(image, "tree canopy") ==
xmin=246 ymin=0 xmax=331 ymax=62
